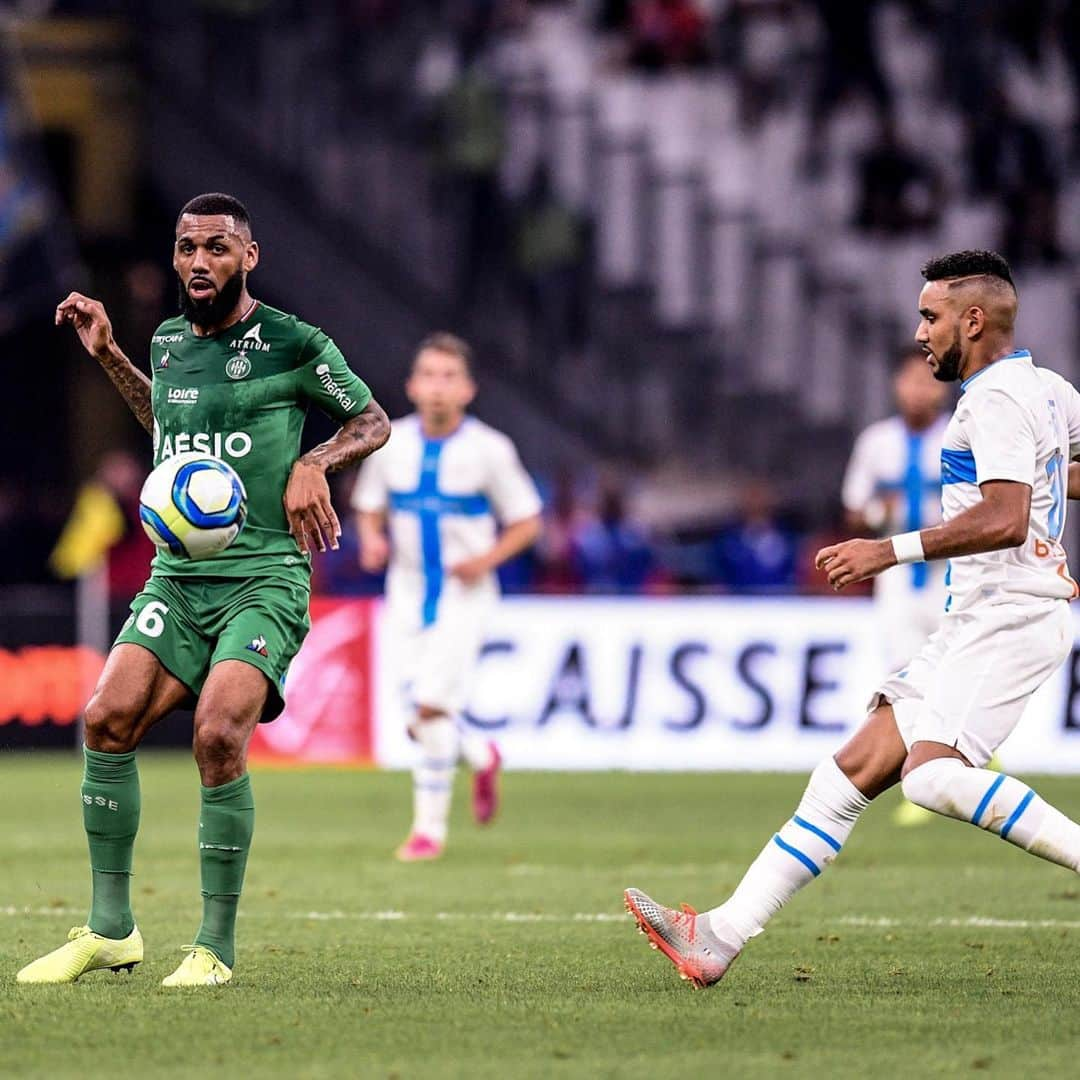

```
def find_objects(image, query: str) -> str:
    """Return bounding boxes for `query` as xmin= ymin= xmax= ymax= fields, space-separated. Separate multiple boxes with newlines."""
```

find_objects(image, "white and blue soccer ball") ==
xmin=139 ymin=452 xmax=247 ymax=560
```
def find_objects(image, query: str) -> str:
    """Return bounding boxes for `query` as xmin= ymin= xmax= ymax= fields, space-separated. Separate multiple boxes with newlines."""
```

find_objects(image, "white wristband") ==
xmin=891 ymin=531 xmax=925 ymax=565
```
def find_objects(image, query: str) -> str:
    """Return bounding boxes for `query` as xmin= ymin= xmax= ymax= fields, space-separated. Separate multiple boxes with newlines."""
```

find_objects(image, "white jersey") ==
xmin=940 ymin=349 xmax=1080 ymax=612
xmin=352 ymin=414 xmax=543 ymax=627
xmin=843 ymin=412 xmax=949 ymax=605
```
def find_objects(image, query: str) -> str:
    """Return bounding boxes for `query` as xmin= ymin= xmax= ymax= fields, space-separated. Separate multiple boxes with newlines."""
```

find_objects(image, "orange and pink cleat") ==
xmin=624 ymin=887 xmax=741 ymax=989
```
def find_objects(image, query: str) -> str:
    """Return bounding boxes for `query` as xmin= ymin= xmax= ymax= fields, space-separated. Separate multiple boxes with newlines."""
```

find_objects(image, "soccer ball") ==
xmin=139 ymin=452 xmax=247 ymax=559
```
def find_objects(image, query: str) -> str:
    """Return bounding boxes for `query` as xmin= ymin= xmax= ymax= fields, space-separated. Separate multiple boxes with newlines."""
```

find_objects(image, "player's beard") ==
xmin=178 ymin=269 xmax=245 ymax=329
xmin=931 ymin=331 xmax=963 ymax=382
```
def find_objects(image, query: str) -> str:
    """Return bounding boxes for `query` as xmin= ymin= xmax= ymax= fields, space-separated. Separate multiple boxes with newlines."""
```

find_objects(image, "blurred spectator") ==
xmin=49 ymin=450 xmax=154 ymax=602
xmin=572 ymin=472 xmax=656 ymax=591
xmin=628 ymin=0 xmax=710 ymax=71
xmin=855 ymin=115 xmax=942 ymax=234
xmin=970 ymin=90 xmax=1063 ymax=267
xmin=514 ymin=166 xmax=587 ymax=369
xmin=434 ymin=56 xmax=506 ymax=307
xmin=809 ymin=0 xmax=890 ymax=146
xmin=535 ymin=469 xmax=588 ymax=592
xmin=713 ymin=478 xmax=799 ymax=592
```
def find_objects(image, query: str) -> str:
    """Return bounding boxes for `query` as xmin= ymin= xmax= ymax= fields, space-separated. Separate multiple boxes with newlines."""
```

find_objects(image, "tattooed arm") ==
xmin=55 ymin=292 xmax=154 ymax=435
xmin=284 ymin=400 xmax=391 ymax=555
xmin=299 ymin=401 xmax=391 ymax=475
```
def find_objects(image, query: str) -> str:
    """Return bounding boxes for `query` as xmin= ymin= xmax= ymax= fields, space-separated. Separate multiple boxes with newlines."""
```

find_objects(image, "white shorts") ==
xmin=384 ymin=576 xmax=496 ymax=716
xmin=871 ymin=600 xmax=1072 ymax=767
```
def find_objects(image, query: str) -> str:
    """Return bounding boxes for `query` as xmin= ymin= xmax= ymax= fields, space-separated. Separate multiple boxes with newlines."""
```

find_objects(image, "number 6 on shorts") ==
xmin=135 ymin=600 xmax=169 ymax=638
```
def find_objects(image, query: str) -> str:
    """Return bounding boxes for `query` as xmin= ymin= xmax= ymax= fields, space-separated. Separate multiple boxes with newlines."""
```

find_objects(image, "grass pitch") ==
xmin=4 ymin=754 xmax=1080 ymax=1078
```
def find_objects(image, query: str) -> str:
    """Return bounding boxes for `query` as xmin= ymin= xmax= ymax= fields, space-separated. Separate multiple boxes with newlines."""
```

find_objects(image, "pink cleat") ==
xmin=472 ymin=743 xmax=502 ymax=825
xmin=395 ymin=833 xmax=444 ymax=862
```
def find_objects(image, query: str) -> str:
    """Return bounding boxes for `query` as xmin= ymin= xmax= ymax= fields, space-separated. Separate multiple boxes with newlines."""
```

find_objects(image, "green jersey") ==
xmin=148 ymin=301 xmax=372 ymax=584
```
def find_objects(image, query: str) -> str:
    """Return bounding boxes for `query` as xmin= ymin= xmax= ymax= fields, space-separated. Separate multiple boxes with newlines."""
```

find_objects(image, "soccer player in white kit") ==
xmin=352 ymin=333 xmax=542 ymax=861
xmin=842 ymin=349 xmax=950 ymax=670
xmin=626 ymin=251 xmax=1080 ymax=988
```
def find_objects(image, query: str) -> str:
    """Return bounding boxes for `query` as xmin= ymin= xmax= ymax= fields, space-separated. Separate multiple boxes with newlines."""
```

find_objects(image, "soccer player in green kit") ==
xmin=17 ymin=193 xmax=390 ymax=987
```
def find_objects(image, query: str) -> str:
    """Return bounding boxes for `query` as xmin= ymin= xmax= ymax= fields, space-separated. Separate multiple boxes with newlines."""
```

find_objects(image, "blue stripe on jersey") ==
xmin=944 ymin=559 xmax=952 ymax=612
xmin=389 ymin=438 xmax=492 ymax=628
xmin=389 ymin=490 xmax=490 ymax=516
xmin=417 ymin=440 xmax=444 ymax=627
xmin=772 ymin=834 xmax=821 ymax=877
xmin=941 ymin=447 xmax=977 ymax=485
xmin=905 ymin=430 xmax=928 ymax=589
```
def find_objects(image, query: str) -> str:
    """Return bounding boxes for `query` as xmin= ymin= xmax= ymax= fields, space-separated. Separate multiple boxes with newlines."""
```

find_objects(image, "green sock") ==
xmin=193 ymin=773 xmax=254 ymax=969
xmin=82 ymin=746 xmax=140 ymax=939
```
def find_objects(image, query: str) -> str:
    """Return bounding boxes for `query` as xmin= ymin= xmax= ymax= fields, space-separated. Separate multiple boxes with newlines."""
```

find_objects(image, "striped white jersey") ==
xmin=941 ymin=349 xmax=1080 ymax=611
xmin=352 ymin=414 xmax=542 ymax=625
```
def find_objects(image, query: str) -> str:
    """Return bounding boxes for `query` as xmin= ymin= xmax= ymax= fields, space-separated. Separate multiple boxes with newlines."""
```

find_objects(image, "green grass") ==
xmin=4 ymin=755 xmax=1080 ymax=1078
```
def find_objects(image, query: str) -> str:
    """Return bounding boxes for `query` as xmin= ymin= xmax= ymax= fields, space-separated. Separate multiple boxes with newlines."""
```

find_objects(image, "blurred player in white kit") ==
xmin=843 ymin=348 xmax=950 ymax=670
xmin=352 ymin=333 xmax=542 ymax=861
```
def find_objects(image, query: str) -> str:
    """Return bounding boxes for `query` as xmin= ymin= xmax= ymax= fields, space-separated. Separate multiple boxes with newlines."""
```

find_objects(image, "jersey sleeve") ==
xmin=351 ymin=450 xmax=388 ymax=513
xmin=841 ymin=428 xmax=877 ymax=512
xmin=296 ymin=328 xmax=373 ymax=421
xmin=964 ymin=389 xmax=1037 ymax=486
xmin=485 ymin=434 xmax=543 ymax=525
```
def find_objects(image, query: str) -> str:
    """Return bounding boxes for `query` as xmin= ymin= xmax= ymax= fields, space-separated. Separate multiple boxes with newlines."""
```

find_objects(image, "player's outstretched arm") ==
xmin=55 ymin=292 xmax=153 ymax=434
xmin=300 ymin=400 xmax=391 ymax=475
xmin=817 ymin=479 xmax=1030 ymax=591
xmin=285 ymin=400 xmax=391 ymax=555
xmin=450 ymin=514 xmax=543 ymax=585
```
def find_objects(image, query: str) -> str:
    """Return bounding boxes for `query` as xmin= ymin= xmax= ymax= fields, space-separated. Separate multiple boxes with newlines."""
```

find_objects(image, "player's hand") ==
xmin=284 ymin=460 xmax=340 ymax=555
xmin=55 ymin=292 xmax=114 ymax=359
xmin=815 ymin=537 xmax=896 ymax=591
xmin=359 ymin=532 xmax=389 ymax=573
xmin=449 ymin=555 xmax=492 ymax=585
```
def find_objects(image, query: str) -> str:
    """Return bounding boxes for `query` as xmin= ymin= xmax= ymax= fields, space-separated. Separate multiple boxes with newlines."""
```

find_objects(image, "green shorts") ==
xmin=114 ymin=574 xmax=311 ymax=722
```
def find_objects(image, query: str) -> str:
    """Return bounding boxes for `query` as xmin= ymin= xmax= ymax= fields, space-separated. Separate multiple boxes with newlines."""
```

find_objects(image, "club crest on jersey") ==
xmin=226 ymin=354 xmax=252 ymax=380
xmin=158 ymin=350 xmax=169 ymax=369
xmin=229 ymin=323 xmax=271 ymax=353
xmin=246 ymin=635 xmax=269 ymax=657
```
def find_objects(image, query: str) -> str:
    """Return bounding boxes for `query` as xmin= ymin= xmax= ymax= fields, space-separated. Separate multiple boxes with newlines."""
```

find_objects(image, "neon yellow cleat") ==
xmin=16 ymin=924 xmax=143 ymax=984
xmin=161 ymin=946 xmax=232 ymax=987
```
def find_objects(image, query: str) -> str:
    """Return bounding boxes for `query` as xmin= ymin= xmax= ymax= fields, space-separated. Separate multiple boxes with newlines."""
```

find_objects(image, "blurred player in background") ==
xmin=843 ymin=348 xmax=950 ymax=668
xmin=626 ymin=251 xmax=1080 ymax=990
xmin=843 ymin=349 xmax=950 ymax=826
xmin=18 ymin=193 xmax=389 ymax=988
xmin=353 ymin=333 xmax=542 ymax=861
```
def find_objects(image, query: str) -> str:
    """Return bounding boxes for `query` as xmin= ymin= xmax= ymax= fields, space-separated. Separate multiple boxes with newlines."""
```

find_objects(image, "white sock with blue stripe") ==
xmin=707 ymin=757 xmax=869 ymax=946
xmin=412 ymin=717 xmax=458 ymax=844
xmin=901 ymin=759 xmax=1080 ymax=871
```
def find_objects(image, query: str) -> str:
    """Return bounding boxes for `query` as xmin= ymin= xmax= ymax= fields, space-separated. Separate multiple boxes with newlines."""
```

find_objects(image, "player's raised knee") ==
xmin=83 ymin=692 xmax=142 ymax=753
xmin=900 ymin=757 xmax=965 ymax=814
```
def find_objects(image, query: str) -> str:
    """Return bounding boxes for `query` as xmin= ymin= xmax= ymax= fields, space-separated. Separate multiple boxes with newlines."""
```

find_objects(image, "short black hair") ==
xmin=176 ymin=193 xmax=252 ymax=234
xmin=921 ymin=249 xmax=1014 ymax=288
